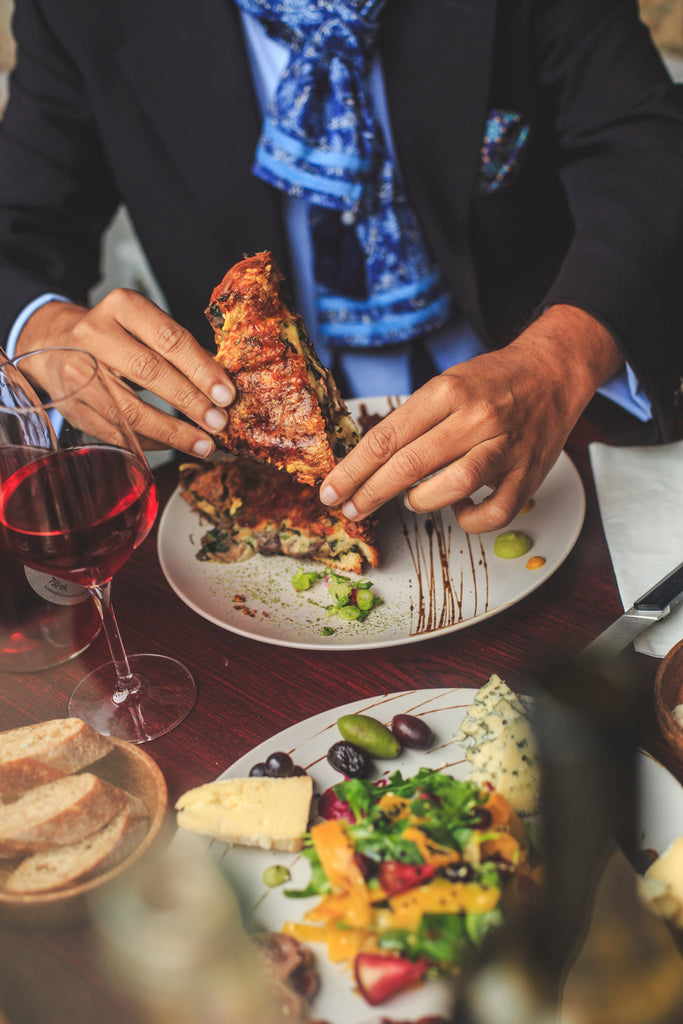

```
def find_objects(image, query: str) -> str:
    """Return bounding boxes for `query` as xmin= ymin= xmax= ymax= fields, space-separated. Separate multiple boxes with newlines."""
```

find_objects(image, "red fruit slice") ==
xmin=354 ymin=952 xmax=429 ymax=1005
xmin=316 ymin=786 xmax=354 ymax=822
xmin=377 ymin=860 xmax=436 ymax=896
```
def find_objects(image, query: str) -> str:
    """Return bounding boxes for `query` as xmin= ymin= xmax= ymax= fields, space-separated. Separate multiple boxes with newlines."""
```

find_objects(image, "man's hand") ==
xmin=16 ymin=290 xmax=235 ymax=457
xmin=320 ymin=306 xmax=625 ymax=534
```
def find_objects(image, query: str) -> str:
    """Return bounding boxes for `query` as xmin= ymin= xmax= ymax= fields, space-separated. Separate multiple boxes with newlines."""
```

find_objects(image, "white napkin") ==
xmin=588 ymin=438 xmax=683 ymax=658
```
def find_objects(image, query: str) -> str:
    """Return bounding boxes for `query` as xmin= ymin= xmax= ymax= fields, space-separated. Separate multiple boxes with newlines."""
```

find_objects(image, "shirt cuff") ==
xmin=597 ymin=363 xmax=652 ymax=423
xmin=5 ymin=293 xmax=71 ymax=358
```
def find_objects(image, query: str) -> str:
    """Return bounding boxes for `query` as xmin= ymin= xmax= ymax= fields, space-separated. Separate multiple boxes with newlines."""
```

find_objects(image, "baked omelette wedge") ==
xmin=178 ymin=456 xmax=379 ymax=575
xmin=205 ymin=251 xmax=359 ymax=486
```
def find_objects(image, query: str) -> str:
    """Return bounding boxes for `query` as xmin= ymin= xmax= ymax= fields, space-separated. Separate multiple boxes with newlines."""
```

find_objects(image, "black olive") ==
xmin=265 ymin=751 xmax=295 ymax=777
xmin=354 ymin=853 xmax=375 ymax=880
xmin=467 ymin=807 xmax=493 ymax=829
xmin=443 ymin=863 xmax=474 ymax=882
xmin=327 ymin=740 xmax=373 ymax=778
xmin=391 ymin=713 xmax=435 ymax=750
xmin=487 ymin=854 xmax=516 ymax=875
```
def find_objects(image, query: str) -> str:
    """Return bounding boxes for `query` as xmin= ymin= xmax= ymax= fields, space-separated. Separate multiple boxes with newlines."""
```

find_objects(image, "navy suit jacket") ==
xmin=1 ymin=0 xmax=682 ymax=436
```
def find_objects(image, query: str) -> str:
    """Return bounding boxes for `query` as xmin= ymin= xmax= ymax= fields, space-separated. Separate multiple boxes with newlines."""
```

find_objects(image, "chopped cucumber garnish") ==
xmin=291 ymin=569 xmax=322 ymax=591
xmin=338 ymin=605 xmax=362 ymax=620
xmin=291 ymin=567 xmax=382 ymax=626
xmin=355 ymin=589 xmax=375 ymax=612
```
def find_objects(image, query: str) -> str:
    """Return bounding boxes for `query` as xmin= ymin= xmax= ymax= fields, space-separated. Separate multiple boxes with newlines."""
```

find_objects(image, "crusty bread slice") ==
xmin=0 ymin=772 xmax=126 ymax=858
xmin=0 ymin=719 xmax=113 ymax=800
xmin=6 ymin=795 xmax=149 ymax=894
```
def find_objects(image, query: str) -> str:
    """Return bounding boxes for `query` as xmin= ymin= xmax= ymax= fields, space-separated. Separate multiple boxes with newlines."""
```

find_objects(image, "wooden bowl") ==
xmin=654 ymin=639 xmax=683 ymax=758
xmin=0 ymin=737 xmax=169 ymax=927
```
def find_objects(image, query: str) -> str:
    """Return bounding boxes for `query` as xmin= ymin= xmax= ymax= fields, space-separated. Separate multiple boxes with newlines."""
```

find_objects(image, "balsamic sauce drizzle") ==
xmin=360 ymin=396 xmax=491 ymax=638
xmin=398 ymin=506 xmax=490 ymax=636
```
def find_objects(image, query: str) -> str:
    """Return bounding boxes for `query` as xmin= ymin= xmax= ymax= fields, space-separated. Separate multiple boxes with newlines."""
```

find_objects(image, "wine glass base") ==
xmin=67 ymin=653 xmax=196 ymax=744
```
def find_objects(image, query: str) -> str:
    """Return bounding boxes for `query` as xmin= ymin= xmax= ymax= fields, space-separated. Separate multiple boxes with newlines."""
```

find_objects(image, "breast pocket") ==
xmin=477 ymin=109 xmax=530 ymax=194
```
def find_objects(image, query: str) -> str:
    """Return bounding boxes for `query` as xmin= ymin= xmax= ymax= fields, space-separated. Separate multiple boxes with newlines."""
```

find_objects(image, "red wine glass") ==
xmin=0 ymin=349 xmax=101 ymax=670
xmin=0 ymin=348 xmax=196 ymax=742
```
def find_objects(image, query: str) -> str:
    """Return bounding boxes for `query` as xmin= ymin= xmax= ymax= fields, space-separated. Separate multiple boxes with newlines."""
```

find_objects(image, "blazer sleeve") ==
xmin=534 ymin=0 xmax=683 ymax=437
xmin=0 ymin=0 xmax=120 ymax=346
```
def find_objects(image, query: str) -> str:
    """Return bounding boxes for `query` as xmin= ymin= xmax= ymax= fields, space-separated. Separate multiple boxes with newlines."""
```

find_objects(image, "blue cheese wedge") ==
xmin=460 ymin=674 xmax=540 ymax=816
xmin=175 ymin=775 xmax=313 ymax=852
xmin=458 ymin=673 xmax=527 ymax=741
xmin=466 ymin=714 xmax=539 ymax=816
xmin=461 ymin=696 xmax=526 ymax=748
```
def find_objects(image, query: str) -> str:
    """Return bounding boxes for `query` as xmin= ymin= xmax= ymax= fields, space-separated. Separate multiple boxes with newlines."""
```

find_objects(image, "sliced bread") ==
xmin=0 ymin=772 xmax=126 ymax=857
xmin=6 ymin=795 xmax=149 ymax=894
xmin=0 ymin=719 xmax=113 ymax=800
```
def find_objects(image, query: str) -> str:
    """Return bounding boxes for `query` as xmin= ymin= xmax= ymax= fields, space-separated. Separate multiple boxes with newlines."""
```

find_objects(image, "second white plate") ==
xmin=193 ymin=688 xmax=682 ymax=1024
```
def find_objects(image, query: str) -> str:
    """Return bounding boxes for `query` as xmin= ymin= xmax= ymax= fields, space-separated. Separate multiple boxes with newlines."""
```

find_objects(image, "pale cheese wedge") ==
xmin=459 ymin=674 xmax=540 ymax=816
xmin=466 ymin=713 xmax=539 ymax=816
xmin=175 ymin=775 xmax=313 ymax=852
xmin=457 ymin=673 xmax=527 ymax=741
xmin=639 ymin=836 xmax=683 ymax=928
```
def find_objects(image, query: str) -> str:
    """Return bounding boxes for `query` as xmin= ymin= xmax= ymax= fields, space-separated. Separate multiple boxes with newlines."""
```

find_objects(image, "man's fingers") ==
xmin=108 ymin=289 xmax=235 ymax=405
xmin=321 ymin=379 xmax=462 ymax=508
xmin=450 ymin=480 xmax=533 ymax=534
xmin=65 ymin=290 xmax=234 ymax=449
xmin=402 ymin=439 xmax=510 ymax=515
xmin=107 ymin=377 xmax=218 ymax=458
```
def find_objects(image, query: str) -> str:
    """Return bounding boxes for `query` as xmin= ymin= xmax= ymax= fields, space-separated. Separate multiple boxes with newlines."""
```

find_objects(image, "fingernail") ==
xmin=404 ymin=493 xmax=415 ymax=512
xmin=211 ymin=383 xmax=234 ymax=405
xmin=192 ymin=438 xmax=213 ymax=459
xmin=341 ymin=500 xmax=359 ymax=520
xmin=205 ymin=407 xmax=228 ymax=431
xmin=319 ymin=484 xmax=340 ymax=506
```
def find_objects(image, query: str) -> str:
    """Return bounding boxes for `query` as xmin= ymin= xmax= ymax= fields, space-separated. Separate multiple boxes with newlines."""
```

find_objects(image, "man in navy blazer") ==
xmin=0 ymin=0 xmax=682 ymax=531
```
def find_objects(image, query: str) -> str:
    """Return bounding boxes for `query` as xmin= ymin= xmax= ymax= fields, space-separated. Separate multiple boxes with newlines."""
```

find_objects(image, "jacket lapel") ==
xmin=382 ymin=0 xmax=497 ymax=336
xmin=115 ymin=0 xmax=496 ymax=333
xmin=115 ymin=0 xmax=286 ymax=257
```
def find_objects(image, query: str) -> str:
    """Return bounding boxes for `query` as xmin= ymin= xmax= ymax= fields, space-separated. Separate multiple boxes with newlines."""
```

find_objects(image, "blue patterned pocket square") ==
xmin=477 ymin=109 xmax=530 ymax=194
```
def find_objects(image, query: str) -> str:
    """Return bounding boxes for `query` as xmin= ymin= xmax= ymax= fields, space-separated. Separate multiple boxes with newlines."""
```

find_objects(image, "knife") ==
xmin=581 ymin=561 xmax=683 ymax=661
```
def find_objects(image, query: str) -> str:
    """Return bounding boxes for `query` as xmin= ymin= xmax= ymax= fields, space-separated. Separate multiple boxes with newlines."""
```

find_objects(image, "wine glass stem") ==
xmin=89 ymin=582 xmax=141 ymax=702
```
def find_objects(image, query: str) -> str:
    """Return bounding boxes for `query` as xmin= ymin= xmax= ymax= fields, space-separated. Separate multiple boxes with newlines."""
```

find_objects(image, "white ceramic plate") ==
xmin=157 ymin=396 xmax=585 ymax=651
xmin=191 ymin=688 xmax=682 ymax=1024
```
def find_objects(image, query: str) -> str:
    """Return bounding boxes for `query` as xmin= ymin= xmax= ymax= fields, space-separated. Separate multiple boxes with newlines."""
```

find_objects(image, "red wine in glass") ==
xmin=1 ymin=445 xmax=158 ymax=587
xmin=0 ymin=446 xmax=101 ymax=670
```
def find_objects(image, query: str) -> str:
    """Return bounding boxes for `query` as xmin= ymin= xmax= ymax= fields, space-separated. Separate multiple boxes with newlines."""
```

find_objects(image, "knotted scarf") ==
xmin=234 ymin=0 xmax=452 ymax=348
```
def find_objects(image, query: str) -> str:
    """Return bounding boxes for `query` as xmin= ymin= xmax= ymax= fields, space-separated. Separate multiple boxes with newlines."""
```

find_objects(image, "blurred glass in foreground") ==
xmin=452 ymin=654 xmax=683 ymax=1024
xmin=90 ymin=831 xmax=298 ymax=1024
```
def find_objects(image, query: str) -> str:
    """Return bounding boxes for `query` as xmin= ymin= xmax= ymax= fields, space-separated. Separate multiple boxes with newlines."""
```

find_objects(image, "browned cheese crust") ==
xmin=205 ymin=252 xmax=358 ymax=486
xmin=179 ymin=456 xmax=379 ymax=575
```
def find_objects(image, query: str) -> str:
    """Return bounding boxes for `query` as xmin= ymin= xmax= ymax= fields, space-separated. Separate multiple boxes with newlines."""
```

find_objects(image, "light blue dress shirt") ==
xmin=5 ymin=10 xmax=652 ymax=422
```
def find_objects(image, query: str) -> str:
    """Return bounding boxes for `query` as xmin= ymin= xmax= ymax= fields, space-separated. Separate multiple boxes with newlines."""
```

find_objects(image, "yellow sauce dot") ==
xmin=519 ymin=499 xmax=535 ymax=514
xmin=526 ymin=555 xmax=546 ymax=570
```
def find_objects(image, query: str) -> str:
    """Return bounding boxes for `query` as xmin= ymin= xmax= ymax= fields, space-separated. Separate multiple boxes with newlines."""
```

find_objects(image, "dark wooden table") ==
xmin=1 ymin=396 xmax=682 ymax=1024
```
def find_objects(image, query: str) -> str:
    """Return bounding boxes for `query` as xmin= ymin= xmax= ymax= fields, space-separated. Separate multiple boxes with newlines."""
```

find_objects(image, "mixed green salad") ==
xmin=281 ymin=767 xmax=540 ymax=1006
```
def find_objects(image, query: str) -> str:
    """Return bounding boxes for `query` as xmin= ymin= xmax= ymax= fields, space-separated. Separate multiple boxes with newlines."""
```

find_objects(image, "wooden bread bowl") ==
xmin=0 ymin=737 xmax=168 ymax=926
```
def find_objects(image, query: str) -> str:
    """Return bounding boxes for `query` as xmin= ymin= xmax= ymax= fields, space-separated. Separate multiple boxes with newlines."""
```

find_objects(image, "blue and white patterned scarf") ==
xmin=234 ymin=0 xmax=452 ymax=349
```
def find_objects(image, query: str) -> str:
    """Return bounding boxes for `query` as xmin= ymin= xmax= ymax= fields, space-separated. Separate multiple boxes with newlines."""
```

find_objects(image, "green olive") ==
xmin=493 ymin=530 xmax=533 ymax=559
xmin=337 ymin=713 xmax=402 ymax=759
xmin=262 ymin=864 xmax=291 ymax=887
